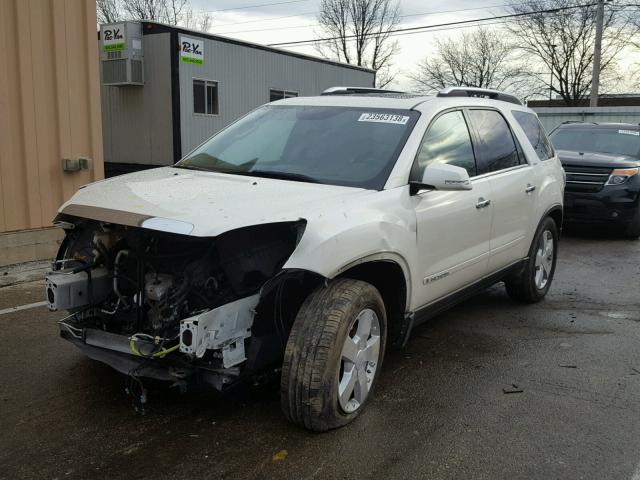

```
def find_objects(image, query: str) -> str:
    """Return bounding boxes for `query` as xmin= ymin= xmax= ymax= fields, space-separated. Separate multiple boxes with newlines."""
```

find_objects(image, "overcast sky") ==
xmin=186 ymin=0 xmax=639 ymax=92
xmin=187 ymin=0 xmax=521 ymax=89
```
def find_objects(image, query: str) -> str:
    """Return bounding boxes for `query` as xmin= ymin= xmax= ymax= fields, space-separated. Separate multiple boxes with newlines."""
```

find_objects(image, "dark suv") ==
xmin=550 ymin=122 xmax=640 ymax=238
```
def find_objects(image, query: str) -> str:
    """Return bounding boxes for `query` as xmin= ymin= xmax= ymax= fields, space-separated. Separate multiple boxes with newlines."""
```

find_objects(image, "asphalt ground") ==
xmin=1 ymin=229 xmax=640 ymax=480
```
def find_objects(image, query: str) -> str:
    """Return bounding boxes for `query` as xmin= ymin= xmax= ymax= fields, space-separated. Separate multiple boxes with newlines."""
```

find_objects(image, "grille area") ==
xmin=563 ymin=165 xmax=612 ymax=192
xmin=131 ymin=59 xmax=143 ymax=84
xmin=102 ymin=59 xmax=127 ymax=84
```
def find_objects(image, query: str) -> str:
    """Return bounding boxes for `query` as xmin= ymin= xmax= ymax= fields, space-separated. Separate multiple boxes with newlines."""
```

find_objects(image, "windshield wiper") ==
xmin=247 ymin=169 xmax=320 ymax=184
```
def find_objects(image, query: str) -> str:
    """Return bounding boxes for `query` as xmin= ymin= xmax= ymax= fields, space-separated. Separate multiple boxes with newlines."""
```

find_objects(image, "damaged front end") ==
xmin=46 ymin=215 xmax=310 ymax=394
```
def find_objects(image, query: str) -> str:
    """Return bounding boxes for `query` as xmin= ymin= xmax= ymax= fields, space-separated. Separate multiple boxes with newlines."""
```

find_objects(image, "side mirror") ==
xmin=410 ymin=163 xmax=472 ymax=194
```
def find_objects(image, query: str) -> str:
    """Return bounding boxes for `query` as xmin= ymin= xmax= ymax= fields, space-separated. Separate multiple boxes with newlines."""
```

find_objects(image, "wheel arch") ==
xmin=336 ymin=258 xmax=409 ymax=349
xmin=256 ymin=256 xmax=411 ymax=352
xmin=545 ymin=204 xmax=563 ymax=231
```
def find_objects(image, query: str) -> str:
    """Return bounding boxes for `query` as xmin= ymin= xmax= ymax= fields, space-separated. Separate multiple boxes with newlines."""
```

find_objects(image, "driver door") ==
xmin=411 ymin=110 xmax=493 ymax=307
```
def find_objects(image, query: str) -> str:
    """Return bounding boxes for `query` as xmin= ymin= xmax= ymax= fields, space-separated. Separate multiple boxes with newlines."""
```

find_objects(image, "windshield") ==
xmin=550 ymin=127 xmax=640 ymax=158
xmin=176 ymin=105 xmax=420 ymax=190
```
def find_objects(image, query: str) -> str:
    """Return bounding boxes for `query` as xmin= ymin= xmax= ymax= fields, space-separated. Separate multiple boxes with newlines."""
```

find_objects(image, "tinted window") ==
xmin=413 ymin=110 xmax=476 ymax=179
xmin=270 ymin=89 xmax=298 ymax=102
xmin=513 ymin=111 xmax=554 ymax=160
xmin=468 ymin=109 xmax=521 ymax=174
xmin=550 ymin=127 xmax=640 ymax=157
xmin=193 ymin=79 xmax=219 ymax=115
xmin=178 ymin=106 xmax=419 ymax=190
xmin=206 ymin=82 xmax=219 ymax=115
xmin=193 ymin=79 xmax=205 ymax=114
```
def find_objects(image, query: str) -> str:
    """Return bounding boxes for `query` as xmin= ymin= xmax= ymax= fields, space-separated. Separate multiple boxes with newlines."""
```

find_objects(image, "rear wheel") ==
xmin=280 ymin=278 xmax=386 ymax=431
xmin=505 ymin=216 xmax=558 ymax=303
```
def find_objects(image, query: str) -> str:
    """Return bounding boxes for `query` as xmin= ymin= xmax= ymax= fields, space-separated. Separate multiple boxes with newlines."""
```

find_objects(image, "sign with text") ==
xmin=102 ymin=24 xmax=125 ymax=52
xmin=180 ymin=36 xmax=204 ymax=65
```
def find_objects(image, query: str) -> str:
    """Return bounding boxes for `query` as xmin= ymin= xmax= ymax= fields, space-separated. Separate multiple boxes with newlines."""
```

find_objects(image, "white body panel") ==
xmin=486 ymin=166 xmax=536 ymax=271
xmin=411 ymin=177 xmax=492 ymax=306
xmin=58 ymin=94 xmax=564 ymax=315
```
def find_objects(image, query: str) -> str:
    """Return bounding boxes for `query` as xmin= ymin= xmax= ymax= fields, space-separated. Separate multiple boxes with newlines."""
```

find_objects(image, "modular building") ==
xmin=99 ymin=21 xmax=376 ymax=176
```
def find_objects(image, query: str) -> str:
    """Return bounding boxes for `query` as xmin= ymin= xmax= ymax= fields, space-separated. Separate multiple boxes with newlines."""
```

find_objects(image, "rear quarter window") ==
xmin=512 ymin=111 xmax=554 ymax=161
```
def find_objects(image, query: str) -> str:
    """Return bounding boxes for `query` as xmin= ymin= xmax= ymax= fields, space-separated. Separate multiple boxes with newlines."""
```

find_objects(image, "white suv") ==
xmin=46 ymin=87 xmax=564 ymax=431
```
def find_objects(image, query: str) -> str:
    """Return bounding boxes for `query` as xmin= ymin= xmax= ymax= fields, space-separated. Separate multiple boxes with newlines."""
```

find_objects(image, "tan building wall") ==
xmin=0 ymin=0 xmax=104 ymax=236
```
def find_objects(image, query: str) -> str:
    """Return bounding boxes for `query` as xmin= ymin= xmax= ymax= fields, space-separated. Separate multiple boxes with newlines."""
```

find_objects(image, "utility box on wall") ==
xmin=100 ymin=22 xmax=144 ymax=86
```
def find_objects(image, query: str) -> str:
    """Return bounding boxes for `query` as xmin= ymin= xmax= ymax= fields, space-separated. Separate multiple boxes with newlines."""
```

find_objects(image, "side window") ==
xmin=512 ymin=110 xmax=554 ymax=161
xmin=193 ymin=79 xmax=219 ymax=115
xmin=413 ymin=110 xmax=476 ymax=180
xmin=467 ymin=109 xmax=521 ymax=175
xmin=270 ymin=89 xmax=298 ymax=102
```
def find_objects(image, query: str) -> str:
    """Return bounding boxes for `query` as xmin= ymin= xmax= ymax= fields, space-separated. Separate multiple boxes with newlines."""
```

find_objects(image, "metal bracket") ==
xmin=179 ymin=294 xmax=259 ymax=367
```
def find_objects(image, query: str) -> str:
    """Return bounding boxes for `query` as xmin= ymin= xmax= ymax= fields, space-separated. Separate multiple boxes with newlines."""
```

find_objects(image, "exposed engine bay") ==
xmin=46 ymin=215 xmax=308 ymax=399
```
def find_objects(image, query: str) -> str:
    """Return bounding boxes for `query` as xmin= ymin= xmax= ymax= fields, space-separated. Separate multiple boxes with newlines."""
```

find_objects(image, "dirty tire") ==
xmin=505 ymin=216 xmax=559 ymax=303
xmin=280 ymin=278 xmax=387 ymax=432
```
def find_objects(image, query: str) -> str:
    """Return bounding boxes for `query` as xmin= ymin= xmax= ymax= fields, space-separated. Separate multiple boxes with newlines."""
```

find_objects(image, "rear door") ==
xmin=466 ymin=109 xmax=535 ymax=272
xmin=411 ymin=109 xmax=493 ymax=307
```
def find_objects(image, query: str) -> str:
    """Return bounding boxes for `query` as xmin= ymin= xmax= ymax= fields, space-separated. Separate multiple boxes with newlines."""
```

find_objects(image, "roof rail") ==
xmin=321 ymin=86 xmax=405 ymax=96
xmin=437 ymin=87 xmax=522 ymax=106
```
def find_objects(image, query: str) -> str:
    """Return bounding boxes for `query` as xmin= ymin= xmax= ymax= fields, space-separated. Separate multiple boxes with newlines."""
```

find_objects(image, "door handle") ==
xmin=525 ymin=184 xmax=536 ymax=193
xmin=476 ymin=198 xmax=491 ymax=209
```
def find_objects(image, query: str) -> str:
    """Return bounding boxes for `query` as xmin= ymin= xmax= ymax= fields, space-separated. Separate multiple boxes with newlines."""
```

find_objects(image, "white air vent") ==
xmin=100 ymin=22 xmax=144 ymax=86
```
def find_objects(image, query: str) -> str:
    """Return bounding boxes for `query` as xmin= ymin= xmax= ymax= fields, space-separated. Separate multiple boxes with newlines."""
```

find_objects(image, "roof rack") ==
xmin=321 ymin=86 xmax=406 ymax=96
xmin=437 ymin=87 xmax=522 ymax=106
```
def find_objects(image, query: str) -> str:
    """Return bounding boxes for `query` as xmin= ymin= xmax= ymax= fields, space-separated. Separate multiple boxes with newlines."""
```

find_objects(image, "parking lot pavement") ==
xmin=1 ymin=232 xmax=639 ymax=480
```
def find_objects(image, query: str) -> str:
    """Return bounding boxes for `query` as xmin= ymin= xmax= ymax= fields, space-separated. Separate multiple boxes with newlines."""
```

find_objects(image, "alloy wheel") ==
xmin=534 ymin=230 xmax=554 ymax=289
xmin=338 ymin=308 xmax=381 ymax=414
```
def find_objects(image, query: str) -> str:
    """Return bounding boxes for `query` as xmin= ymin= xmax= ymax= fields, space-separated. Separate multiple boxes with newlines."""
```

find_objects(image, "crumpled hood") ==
xmin=59 ymin=167 xmax=372 ymax=236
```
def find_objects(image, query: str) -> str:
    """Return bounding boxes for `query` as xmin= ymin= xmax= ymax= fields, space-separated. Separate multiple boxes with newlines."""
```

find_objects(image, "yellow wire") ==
xmin=129 ymin=335 xmax=179 ymax=358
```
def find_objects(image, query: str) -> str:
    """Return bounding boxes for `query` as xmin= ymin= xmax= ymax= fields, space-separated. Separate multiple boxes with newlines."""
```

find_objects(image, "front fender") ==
xmin=283 ymin=188 xmax=417 ymax=309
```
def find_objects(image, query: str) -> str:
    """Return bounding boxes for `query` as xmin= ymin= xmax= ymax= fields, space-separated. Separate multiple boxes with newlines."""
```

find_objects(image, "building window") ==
xmin=193 ymin=79 xmax=219 ymax=115
xmin=269 ymin=89 xmax=298 ymax=102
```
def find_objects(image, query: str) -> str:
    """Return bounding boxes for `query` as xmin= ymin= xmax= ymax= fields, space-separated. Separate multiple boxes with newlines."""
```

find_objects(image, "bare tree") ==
xmin=95 ymin=0 xmax=213 ymax=30
xmin=182 ymin=9 xmax=214 ymax=32
xmin=507 ymin=0 xmax=636 ymax=105
xmin=623 ymin=5 xmax=640 ymax=85
xmin=408 ymin=28 xmax=538 ymax=99
xmin=166 ymin=0 xmax=188 ymax=25
xmin=123 ymin=0 xmax=170 ymax=23
xmin=96 ymin=0 xmax=123 ymax=23
xmin=316 ymin=0 xmax=400 ymax=87
xmin=623 ymin=5 xmax=640 ymax=49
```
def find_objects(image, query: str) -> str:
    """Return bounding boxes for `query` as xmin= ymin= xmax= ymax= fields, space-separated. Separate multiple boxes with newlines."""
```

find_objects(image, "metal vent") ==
xmin=102 ymin=59 xmax=127 ymax=84
xmin=131 ymin=59 xmax=143 ymax=84
xmin=107 ymin=51 xmax=122 ymax=60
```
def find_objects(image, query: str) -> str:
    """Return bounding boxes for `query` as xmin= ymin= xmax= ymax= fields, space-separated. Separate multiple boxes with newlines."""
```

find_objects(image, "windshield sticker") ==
xmin=358 ymin=112 xmax=409 ymax=125
xmin=618 ymin=129 xmax=639 ymax=136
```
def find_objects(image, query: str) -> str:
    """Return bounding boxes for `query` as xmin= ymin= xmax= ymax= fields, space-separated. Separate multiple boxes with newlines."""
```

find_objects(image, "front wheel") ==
xmin=505 ymin=216 xmax=559 ymax=303
xmin=280 ymin=278 xmax=386 ymax=431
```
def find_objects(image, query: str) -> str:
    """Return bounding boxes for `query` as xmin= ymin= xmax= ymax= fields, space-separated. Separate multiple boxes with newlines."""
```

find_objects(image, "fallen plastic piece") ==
xmin=502 ymin=384 xmax=523 ymax=394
